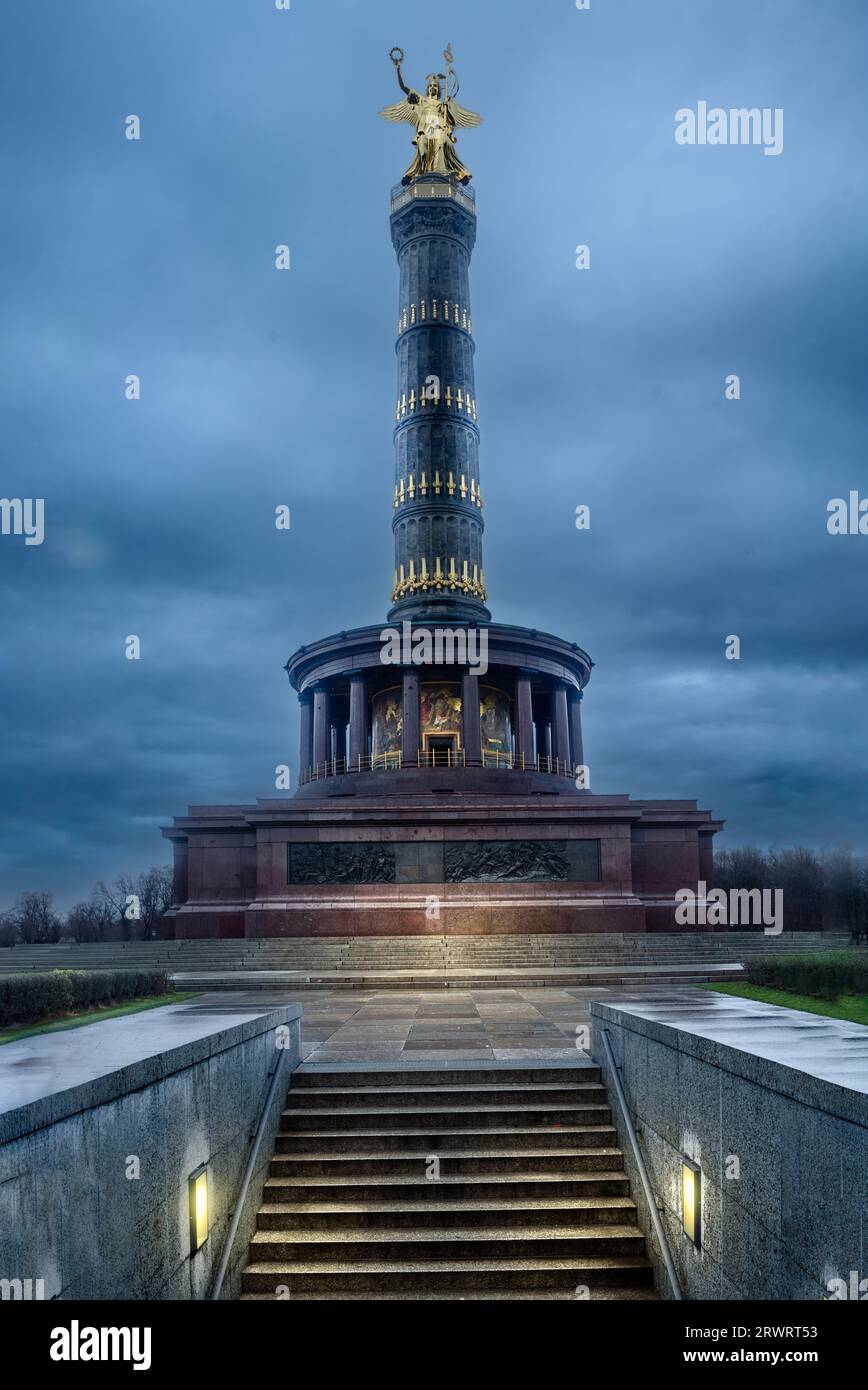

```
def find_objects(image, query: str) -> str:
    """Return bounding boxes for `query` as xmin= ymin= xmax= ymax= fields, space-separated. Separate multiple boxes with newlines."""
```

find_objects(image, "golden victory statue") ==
xmin=380 ymin=44 xmax=482 ymax=185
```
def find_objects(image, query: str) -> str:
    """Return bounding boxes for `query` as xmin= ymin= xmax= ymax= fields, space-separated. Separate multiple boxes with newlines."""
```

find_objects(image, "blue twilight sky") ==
xmin=1 ymin=0 xmax=866 ymax=909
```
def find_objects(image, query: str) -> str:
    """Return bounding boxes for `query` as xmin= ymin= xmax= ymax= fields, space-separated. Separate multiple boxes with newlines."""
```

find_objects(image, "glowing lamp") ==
xmin=189 ymin=1165 xmax=209 ymax=1253
xmin=681 ymin=1158 xmax=701 ymax=1248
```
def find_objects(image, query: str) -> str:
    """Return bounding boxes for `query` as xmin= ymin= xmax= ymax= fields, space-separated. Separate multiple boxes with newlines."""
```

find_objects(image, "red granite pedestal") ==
xmin=161 ymin=780 xmax=721 ymax=939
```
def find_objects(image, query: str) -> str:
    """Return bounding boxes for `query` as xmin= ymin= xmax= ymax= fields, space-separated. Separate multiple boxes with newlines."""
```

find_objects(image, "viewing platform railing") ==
xmin=298 ymin=750 xmax=576 ymax=786
xmin=390 ymin=177 xmax=476 ymax=217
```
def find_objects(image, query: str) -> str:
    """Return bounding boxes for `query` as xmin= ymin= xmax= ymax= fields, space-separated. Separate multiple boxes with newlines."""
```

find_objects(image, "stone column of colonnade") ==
xmin=569 ymin=689 xmax=584 ymax=772
xmin=401 ymin=667 xmax=421 ymax=762
xmin=461 ymin=670 xmax=482 ymax=762
xmin=524 ymin=683 xmax=584 ymax=770
xmin=311 ymin=686 xmax=331 ymax=767
xmin=297 ymin=692 xmax=313 ymax=777
xmin=348 ymin=674 xmax=368 ymax=765
xmin=513 ymin=674 xmax=535 ymax=766
xmin=552 ymin=685 xmax=571 ymax=765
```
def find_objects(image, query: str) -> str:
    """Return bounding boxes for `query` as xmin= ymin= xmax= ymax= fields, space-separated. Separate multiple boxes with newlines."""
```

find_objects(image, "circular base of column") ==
xmin=387 ymin=596 xmax=492 ymax=625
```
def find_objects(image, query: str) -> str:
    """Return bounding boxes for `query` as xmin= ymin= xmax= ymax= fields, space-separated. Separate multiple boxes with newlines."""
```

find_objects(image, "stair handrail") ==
xmin=599 ymin=1028 xmax=683 ymax=1301
xmin=209 ymin=1032 xmax=292 ymax=1301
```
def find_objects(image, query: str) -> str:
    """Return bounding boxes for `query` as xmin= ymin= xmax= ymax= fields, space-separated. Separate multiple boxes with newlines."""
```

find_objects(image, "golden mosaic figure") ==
xmin=379 ymin=45 xmax=482 ymax=185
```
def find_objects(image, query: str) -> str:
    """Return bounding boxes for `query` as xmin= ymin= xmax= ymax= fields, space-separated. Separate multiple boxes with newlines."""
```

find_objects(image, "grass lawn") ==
xmin=0 ymin=991 xmax=201 ymax=1045
xmin=700 ymin=982 xmax=868 ymax=1026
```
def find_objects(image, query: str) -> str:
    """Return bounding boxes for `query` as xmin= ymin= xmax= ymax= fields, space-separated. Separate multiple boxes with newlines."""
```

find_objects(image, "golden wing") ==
xmin=447 ymin=100 xmax=483 ymax=129
xmin=379 ymin=99 xmax=418 ymax=124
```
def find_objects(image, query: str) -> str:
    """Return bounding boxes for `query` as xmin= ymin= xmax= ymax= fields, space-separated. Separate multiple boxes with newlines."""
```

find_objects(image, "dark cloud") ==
xmin=1 ymin=0 xmax=866 ymax=906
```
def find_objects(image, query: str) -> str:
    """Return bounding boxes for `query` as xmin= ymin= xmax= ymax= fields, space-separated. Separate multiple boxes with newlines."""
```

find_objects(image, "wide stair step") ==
xmin=240 ymin=1063 xmax=657 ymax=1300
xmin=0 ymin=931 xmax=848 ymax=983
xmin=241 ymin=1253 xmax=655 ymax=1295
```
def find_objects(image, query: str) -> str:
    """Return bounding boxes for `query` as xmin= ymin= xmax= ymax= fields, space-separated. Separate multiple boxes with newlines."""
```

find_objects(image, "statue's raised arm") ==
xmin=391 ymin=48 xmax=415 ymax=100
xmin=379 ymin=46 xmax=481 ymax=186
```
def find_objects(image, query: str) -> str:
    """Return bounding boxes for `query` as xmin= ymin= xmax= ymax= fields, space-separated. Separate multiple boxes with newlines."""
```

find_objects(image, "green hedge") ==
xmin=745 ymin=951 xmax=868 ymax=1000
xmin=0 ymin=969 xmax=171 ymax=1028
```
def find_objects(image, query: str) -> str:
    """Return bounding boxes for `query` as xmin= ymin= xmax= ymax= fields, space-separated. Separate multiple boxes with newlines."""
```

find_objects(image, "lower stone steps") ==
xmin=241 ymin=1252 xmax=655 ymax=1296
xmin=286 ymin=1082 xmax=606 ymax=1109
xmin=277 ymin=1124 xmax=618 ymax=1153
xmin=269 ymin=1146 xmax=625 ymax=1176
xmin=240 ymin=1283 xmax=659 ymax=1301
xmin=247 ymin=1223 xmax=646 ymax=1262
xmin=240 ymin=1064 xmax=657 ymax=1300
xmin=290 ymin=1065 xmax=594 ymax=1087
xmin=264 ymin=1171 xmax=631 ymax=1201
xmin=255 ymin=1196 xmax=638 ymax=1230
xmin=279 ymin=1103 xmax=615 ymax=1132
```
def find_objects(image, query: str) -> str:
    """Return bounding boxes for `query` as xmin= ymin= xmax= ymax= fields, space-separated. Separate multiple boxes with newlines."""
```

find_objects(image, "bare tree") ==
xmin=93 ymin=874 xmax=138 ymax=940
xmin=65 ymin=899 xmax=114 ymax=943
xmin=93 ymin=865 xmax=173 ymax=941
xmin=135 ymin=866 xmax=173 ymax=939
xmin=6 ymin=891 xmax=62 ymax=944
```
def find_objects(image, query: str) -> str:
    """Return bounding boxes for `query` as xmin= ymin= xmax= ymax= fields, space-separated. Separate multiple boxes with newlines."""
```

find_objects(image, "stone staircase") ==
xmin=240 ymin=1063 xmax=657 ymax=1300
xmin=0 ymin=932 xmax=849 ymax=989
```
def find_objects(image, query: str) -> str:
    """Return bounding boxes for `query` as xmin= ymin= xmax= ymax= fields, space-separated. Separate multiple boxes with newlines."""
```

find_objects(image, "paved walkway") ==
xmin=20 ymin=982 xmax=840 ymax=1092
xmin=8 ymin=982 xmax=862 ymax=1097
xmin=191 ymin=984 xmax=682 ymax=1064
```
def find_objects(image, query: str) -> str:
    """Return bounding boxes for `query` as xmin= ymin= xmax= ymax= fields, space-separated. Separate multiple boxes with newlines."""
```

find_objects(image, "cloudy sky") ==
xmin=1 ymin=0 xmax=866 ymax=909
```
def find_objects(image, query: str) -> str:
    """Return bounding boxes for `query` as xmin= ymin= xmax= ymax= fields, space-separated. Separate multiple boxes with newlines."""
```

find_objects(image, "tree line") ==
xmin=0 ymin=866 xmax=173 ymax=946
xmin=714 ymin=847 xmax=868 ymax=936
